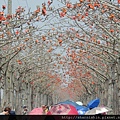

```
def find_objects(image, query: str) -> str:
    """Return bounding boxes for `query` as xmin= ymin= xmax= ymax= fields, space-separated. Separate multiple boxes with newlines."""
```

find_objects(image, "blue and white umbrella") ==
xmin=58 ymin=100 xmax=81 ymax=108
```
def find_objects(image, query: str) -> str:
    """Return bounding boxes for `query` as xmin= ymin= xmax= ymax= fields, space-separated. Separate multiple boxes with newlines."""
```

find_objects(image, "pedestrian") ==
xmin=45 ymin=105 xmax=49 ymax=113
xmin=10 ymin=110 xmax=16 ymax=115
xmin=9 ymin=111 xmax=17 ymax=120
xmin=21 ymin=105 xmax=28 ymax=115
xmin=42 ymin=105 xmax=48 ymax=115
xmin=0 ymin=107 xmax=11 ymax=115
xmin=49 ymin=105 xmax=53 ymax=110
xmin=22 ymin=108 xmax=28 ymax=115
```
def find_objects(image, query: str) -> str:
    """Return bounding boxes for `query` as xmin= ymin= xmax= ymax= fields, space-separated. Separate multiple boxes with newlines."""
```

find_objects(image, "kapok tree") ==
xmin=0 ymin=2 xmax=63 ymax=112
xmin=39 ymin=0 xmax=120 ymax=114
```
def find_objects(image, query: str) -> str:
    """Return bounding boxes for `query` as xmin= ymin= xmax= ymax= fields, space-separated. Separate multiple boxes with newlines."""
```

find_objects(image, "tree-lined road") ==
xmin=0 ymin=0 xmax=120 ymax=114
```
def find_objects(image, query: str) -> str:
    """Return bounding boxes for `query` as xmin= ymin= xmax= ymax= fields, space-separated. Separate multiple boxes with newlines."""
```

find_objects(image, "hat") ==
xmin=23 ymin=105 xmax=27 ymax=108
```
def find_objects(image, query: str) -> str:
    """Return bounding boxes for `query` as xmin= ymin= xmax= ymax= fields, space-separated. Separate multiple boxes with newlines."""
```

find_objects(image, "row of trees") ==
xmin=57 ymin=0 xmax=120 ymax=114
xmin=0 ymin=3 xmax=63 ymax=113
xmin=0 ymin=0 xmax=120 ymax=114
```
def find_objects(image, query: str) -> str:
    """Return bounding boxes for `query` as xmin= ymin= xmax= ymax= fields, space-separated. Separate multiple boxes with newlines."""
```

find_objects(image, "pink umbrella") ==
xmin=29 ymin=108 xmax=43 ymax=115
xmin=47 ymin=104 xmax=78 ymax=115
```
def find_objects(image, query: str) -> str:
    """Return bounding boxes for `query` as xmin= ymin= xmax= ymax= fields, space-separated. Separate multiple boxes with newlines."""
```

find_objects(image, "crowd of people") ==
xmin=0 ymin=102 xmax=109 ymax=116
xmin=0 ymin=104 xmax=51 ymax=115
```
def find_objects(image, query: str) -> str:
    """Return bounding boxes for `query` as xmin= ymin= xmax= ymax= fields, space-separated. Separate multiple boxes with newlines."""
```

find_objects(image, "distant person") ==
xmin=45 ymin=105 xmax=49 ymax=113
xmin=9 ymin=111 xmax=17 ymax=120
xmin=49 ymin=104 xmax=53 ymax=110
xmin=10 ymin=110 xmax=16 ymax=115
xmin=42 ymin=105 xmax=48 ymax=115
xmin=22 ymin=105 xmax=28 ymax=115
xmin=0 ymin=107 xmax=11 ymax=115
xmin=22 ymin=108 xmax=28 ymax=115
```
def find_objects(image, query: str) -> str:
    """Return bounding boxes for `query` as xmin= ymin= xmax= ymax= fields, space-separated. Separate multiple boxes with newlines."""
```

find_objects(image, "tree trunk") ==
xmin=107 ymin=63 xmax=116 ymax=114
xmin=0 ymin=88 xmax=1 ymax=112
xmin=15 ymin=90 xmax=19 ymax=114
xmin=31 ymin=86 xmax=34 ymax=110
xmin=3 ymin=75 xmax=8 ymax=108
xmin=117 ymin=57 xmax=120 ymax=114
xmin=28 ymin=83 xmax=31 ymax=111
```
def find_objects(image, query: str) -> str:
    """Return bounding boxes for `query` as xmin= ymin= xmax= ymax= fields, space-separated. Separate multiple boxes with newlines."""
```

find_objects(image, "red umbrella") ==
xmin=29 ymin=108 xmax=43 ymax=115
xmin=47 ymin=104 xmax=78 ymax=115
xmin=29 ymin=108 xmax=46 ymax=120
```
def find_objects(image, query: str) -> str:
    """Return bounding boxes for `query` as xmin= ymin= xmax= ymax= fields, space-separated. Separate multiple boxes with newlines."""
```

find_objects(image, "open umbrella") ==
xmin=87 ymin=98 xmax=100 ymax=109
xmin=85 ymin=106 xmax=112 ymax=115
xmin=47 ymin=104 xmax=78 ymax=115
xmin=57 ymin=100 xmax=81 ymax=108
xmin=29 ymin=108 xmax=43 ymax=115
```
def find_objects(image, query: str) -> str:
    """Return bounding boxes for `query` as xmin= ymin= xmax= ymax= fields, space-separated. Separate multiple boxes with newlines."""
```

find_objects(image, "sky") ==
xmin=0 ymin=0 xmax=79 ymax=14
xmin=0 ymin=0 xmax=53 ymax=13
xmin=0 ymin=0 xmax=77 ymax=14
xmin=0 ymin=0 xmax=78 ymax=100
